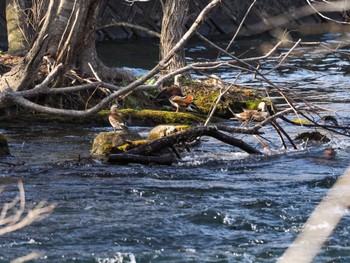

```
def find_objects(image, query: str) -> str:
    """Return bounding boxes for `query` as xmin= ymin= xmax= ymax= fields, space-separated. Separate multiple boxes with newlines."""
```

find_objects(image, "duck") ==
xmin=169 ymin=94 xmax=199 ymax=113
xmin=109 ymin=104 xmax=127 ymax=132
xmin=154 ymin=84 xmax=184 ymax=106
xmin=234 ymin=102 xmax=269 ymax=122
xmin=323 ymin=147 xmax=336 ymax=159
xmin=320 ymin=115 xmax=339 ymax=126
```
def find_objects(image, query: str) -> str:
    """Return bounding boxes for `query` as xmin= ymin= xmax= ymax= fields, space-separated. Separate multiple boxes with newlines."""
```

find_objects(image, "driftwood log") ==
xmin=107 ymin=125 xmax=262 ymax=165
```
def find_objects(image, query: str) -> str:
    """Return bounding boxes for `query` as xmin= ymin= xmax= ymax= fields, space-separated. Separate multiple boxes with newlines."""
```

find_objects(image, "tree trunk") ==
xmin=0 ymin=0 xmax=135 ymax=93
xmin=160 ymin=0 xmax=189 ymax=77
xmin=5 ymin=0 xmax=28 ymax=55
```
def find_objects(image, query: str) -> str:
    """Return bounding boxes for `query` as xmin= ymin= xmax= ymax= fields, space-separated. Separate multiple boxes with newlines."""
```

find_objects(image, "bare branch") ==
xmin=204 ymin=79 xmax=237 ymax=126
xmin=98 ymin=22 xmax=160 ymax=38
xmin=11 ymin=252 xmax=41 ymax=263
xmin=264 ymin=39 xmax=301 ymax=75
xmin=224 ymin=0 xmax=257 ymax=53
xmin=249 ymin=0 xmax=350 ymax=35
xmin=124 ymin=0 xmax=150 ymax=6
xmin=0 ymin=181 xmax=55 ymax=236
xmin=306 ymin=0 xmax=350 ymax=25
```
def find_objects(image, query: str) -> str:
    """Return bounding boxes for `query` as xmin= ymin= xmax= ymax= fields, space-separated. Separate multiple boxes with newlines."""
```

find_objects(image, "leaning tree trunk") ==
xmin=160 ymin=0 xmax=189 ymax=77
xmin=0 ymin=0 xmax=135 ymax=93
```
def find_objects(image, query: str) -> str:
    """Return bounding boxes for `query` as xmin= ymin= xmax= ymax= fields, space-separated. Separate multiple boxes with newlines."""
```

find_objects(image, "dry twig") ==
xmin=0 ymin=181 xmax=55 ymax=236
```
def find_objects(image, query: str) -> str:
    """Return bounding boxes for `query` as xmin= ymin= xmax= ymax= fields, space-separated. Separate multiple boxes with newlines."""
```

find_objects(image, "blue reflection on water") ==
xmin=0 ymin=34 xmax=350 ymax=262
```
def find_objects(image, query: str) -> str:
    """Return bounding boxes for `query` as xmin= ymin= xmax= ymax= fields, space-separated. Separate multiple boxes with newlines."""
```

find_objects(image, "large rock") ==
xmin=0 ymin=133 xmax=10 ymax=156
xmin=91 ymin=130 xmax=143 ymax=156
xmin=147 ymin=124 xmax=189 ymax=140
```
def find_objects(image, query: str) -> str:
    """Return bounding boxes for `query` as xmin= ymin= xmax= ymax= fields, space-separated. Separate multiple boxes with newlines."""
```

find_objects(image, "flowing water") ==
xmin=0 ymin=34 xmax=350 ymax=262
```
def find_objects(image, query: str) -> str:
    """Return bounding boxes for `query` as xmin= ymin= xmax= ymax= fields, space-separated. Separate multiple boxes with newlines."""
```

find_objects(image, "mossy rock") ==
xmin=147 ymin=124 xmax=190 ymax=140
xmin=0 ymin=133 xmax=10 ymax=156
xmin=91 ymin=130 xmax=143 ymax=156
xmin=119 ymin=109 xmax=206 ymax=126
xmin=181 ymin=79 xmax=264 ymax=118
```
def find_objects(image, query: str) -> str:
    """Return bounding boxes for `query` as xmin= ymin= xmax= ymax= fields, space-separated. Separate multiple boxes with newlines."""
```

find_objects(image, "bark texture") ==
xmin=5 ymin=0 xmax=28 ymax=54
xmin=0 ymin=0 xmax=134 ymax=93
xmin=160 ymin=0 xmax=188 ymax=76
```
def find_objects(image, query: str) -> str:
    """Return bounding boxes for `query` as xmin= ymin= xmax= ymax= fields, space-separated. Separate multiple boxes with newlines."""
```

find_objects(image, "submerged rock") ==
xmin=91 ymin=130 xmax=143 ymax=156
xmin=294 ymin=131 xmax=330 ymax=144
xmin=0 ymin=133 xmax=10 ymax=156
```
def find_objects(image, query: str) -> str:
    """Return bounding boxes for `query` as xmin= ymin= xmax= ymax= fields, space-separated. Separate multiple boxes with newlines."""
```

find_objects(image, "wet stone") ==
xmin=147 ymin=124 xmax=189 ymax=140
xmin=0 ymin=133 xmax=10 ymax=156
xmin=91 ymin=130 xmax=143 ymax=156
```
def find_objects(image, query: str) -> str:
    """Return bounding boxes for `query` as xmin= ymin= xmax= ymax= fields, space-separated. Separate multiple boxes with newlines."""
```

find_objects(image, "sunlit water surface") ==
xmin=0 ymin=34 xmax=350 ymax=262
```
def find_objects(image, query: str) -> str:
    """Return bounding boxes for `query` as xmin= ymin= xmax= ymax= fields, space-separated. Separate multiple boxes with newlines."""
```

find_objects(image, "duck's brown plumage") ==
xmin=169 ymin=94 xmax=198 ymax=112
xmin=109 ymin=104 xmax=127 ymax=132
xmin=154 ymin=85 xmax=184 ymax=106
xmin=234 ymin=102 xmax=269 ymax=122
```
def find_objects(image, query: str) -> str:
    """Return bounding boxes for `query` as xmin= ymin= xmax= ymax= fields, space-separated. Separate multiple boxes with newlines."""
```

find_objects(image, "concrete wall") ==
xmin=96 ymin=0 xmax=332 ymax=40
xmin=0 ymin=0 xmax=343 ymax=50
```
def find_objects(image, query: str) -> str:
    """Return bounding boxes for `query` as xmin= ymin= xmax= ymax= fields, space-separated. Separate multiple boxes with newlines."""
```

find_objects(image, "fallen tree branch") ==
xmin=280 ymin=114 xmax=350 ymax=137
xmin=209 ymin=129 xmax=263 ymax=154
xmin=98 ymin=21 xmax=161 ymax=38
xmin=125 ymin=125 xmax=262 ymax=156
xmin=216 ymin=124 xmax=264 ymax=135
xmin=271 ymin=120 xmax=297 ymax=149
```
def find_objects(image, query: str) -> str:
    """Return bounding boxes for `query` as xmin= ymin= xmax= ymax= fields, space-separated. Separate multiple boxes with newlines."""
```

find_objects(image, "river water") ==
xmin=0 ymin=34 xmax=350 ymax=262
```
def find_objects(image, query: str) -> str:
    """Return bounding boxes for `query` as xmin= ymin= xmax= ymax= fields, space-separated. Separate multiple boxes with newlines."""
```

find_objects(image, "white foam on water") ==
xmin=97 ymin=252 xmax=137 ymax=263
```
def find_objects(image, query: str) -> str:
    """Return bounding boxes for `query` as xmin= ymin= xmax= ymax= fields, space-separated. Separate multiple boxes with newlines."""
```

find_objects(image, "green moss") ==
xmin=0 ymin=77 xmax=269 ymax=126
xmin=117 ymin=139 xmax=148 ymax=152
xmin=91 ymin=131 xmax=143 ymax=156
xmin=102 ymin=144 xmax=114 ymax=155
xmin=120 ymin=109 xmax=206 ymax=126
xmin=292 ymin=118 xmax=312 ymax=124
xmin=144 ymin=76 xmax=158 ymax=85
xmin=179 ymin=79 xmax=264 ymax=118
xmin=240 ymin=98 xmax=274 ymax=111
xmin=98 ymin=110 xmax=110 ymax=116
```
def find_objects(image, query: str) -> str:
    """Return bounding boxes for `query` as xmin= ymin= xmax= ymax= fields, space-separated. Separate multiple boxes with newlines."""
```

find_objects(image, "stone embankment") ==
xmin=0 ymin=0 xmax=345 ymax=49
